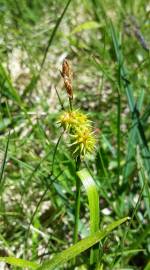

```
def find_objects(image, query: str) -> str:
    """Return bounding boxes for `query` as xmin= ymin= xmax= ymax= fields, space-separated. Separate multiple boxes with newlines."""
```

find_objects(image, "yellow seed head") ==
xmin=58 ymin=110 xmax=90 ymax=130
xmin=58 ymin=109 xmax=96 ymax=158
xmin=70 ymin=127 xmax=96 ymax=157
xmin=58 ymin=111 xmax=74 ymax=129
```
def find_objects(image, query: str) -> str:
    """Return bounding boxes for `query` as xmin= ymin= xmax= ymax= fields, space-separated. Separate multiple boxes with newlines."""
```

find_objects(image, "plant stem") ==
xmin=73 ymin=156 xmax=81 ymax=244
xmin=117 ymin=88 xmax=121 ymax=183
xmin=72 ymin=156 xmax=81 ymax=265
xmin=69 ymin=97 xmax=73 ymax=111
xmin=73 ymin=177 xmax=81 ymax=243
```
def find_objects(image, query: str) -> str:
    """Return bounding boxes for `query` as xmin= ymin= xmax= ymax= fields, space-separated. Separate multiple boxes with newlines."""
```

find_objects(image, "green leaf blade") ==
xmin=36 ymin=217 xmax=129 ymax=270
xmin=0 ymin=257 xmax=38 ymax=269
xmin=77 ymin=168 xmax=99 ymax=234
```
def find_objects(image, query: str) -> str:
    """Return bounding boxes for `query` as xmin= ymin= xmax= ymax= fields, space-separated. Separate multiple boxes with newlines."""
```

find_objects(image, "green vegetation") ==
xmin=0 ymin=0 xmax=150 ymax=269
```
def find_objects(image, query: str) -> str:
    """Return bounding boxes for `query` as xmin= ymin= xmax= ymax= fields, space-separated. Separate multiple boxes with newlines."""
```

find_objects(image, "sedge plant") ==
xmin=58 ymin=58 xmax=98 ymax=264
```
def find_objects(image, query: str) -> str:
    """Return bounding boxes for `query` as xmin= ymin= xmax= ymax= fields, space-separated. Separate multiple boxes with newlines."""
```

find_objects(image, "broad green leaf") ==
xmin=0 ymin=257 xmax=38 ymax=269
xmin=77 ymin=168 xmax=99 ymax=264
xmin=36 ymin=217 xmax=129 ymax=270
xmin=71 ymin=21 xmax=101 ymax=35
xmin=77 ymin=168 xmax=99 ymax=234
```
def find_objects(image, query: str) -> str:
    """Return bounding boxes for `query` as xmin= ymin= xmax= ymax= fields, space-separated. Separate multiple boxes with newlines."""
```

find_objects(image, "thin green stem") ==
xmin=51 ymin=131 xmax=64 ymax=175
xmin=73 ymin=156 xmax=81 ymax=244
xmin=72 ymin=156 xmax=81 ymax=265
xmin=40 ymin=0 xmax=72 ymax=70
xmin=69 ymin=97 xmax=73 ymax=111
xmin=117 ymin=89 xmax=121 ymax=183
xmin=55 ymin=86 xmax=64 ymax=110
xmin=73 ymin=178 xmax=81 ymax=244
xmin=0 ymin=131 xmax=10 ymax=185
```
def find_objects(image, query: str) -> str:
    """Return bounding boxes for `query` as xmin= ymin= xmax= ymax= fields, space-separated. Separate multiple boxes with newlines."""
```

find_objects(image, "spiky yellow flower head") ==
xmin=70 ymin=127 xmax=96 ymax=157
xmin=58 ymin=111 xmax=74 ymax=130
xmin=58 ymin=109 xmax=96 ymax=158
xmin=58 ymin=110 xmax=90 ymax=130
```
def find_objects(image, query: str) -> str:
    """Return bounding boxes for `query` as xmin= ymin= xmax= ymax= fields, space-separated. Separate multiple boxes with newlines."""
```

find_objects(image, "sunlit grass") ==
xmin=0 ymin=0 xmax=150 ymax=269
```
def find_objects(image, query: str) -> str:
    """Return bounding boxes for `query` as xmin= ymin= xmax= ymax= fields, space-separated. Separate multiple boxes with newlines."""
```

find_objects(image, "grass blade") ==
xmin=137 ymin=147 xmax=150 ymax=218
xmin=77 ymin=168 xmax=99 ymax=264
xmin=40 ymin=0 xmax=72 ymax=69
xmin=0 ymin=257 xmax=38 ymax=269
xmin=71 ymin=21 xmax=100 ymax=35
xmin=36 ymin=217 xmax=129 ymax=270
xmin=109 ymin=21 xmax=150 ymax=180
xmin=77 ymin=168 xmax=99 ymax=235
xmin=0 ymin=131 xmax=10 ymax=185
xmin=123 ymin=91 xmax=145 ymax=180
xmin=0 ymin=63 xmax=20 ymax=103
xmin=144 ymin=261 xmax=150 ymax=270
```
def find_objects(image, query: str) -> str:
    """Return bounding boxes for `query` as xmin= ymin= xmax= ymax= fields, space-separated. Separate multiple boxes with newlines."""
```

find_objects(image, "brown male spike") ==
xmin=61 ymin=58 xmax=73 ymax=99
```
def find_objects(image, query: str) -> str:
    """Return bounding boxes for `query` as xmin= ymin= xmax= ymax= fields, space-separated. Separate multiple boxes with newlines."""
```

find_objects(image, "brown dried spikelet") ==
xmin=61 ymin=58 xmax=73 ymax=99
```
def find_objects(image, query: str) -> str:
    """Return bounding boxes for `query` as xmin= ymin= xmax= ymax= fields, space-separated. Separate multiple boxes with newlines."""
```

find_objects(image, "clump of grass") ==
xmin=0 ymin=1 xmax=149 ymax=269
